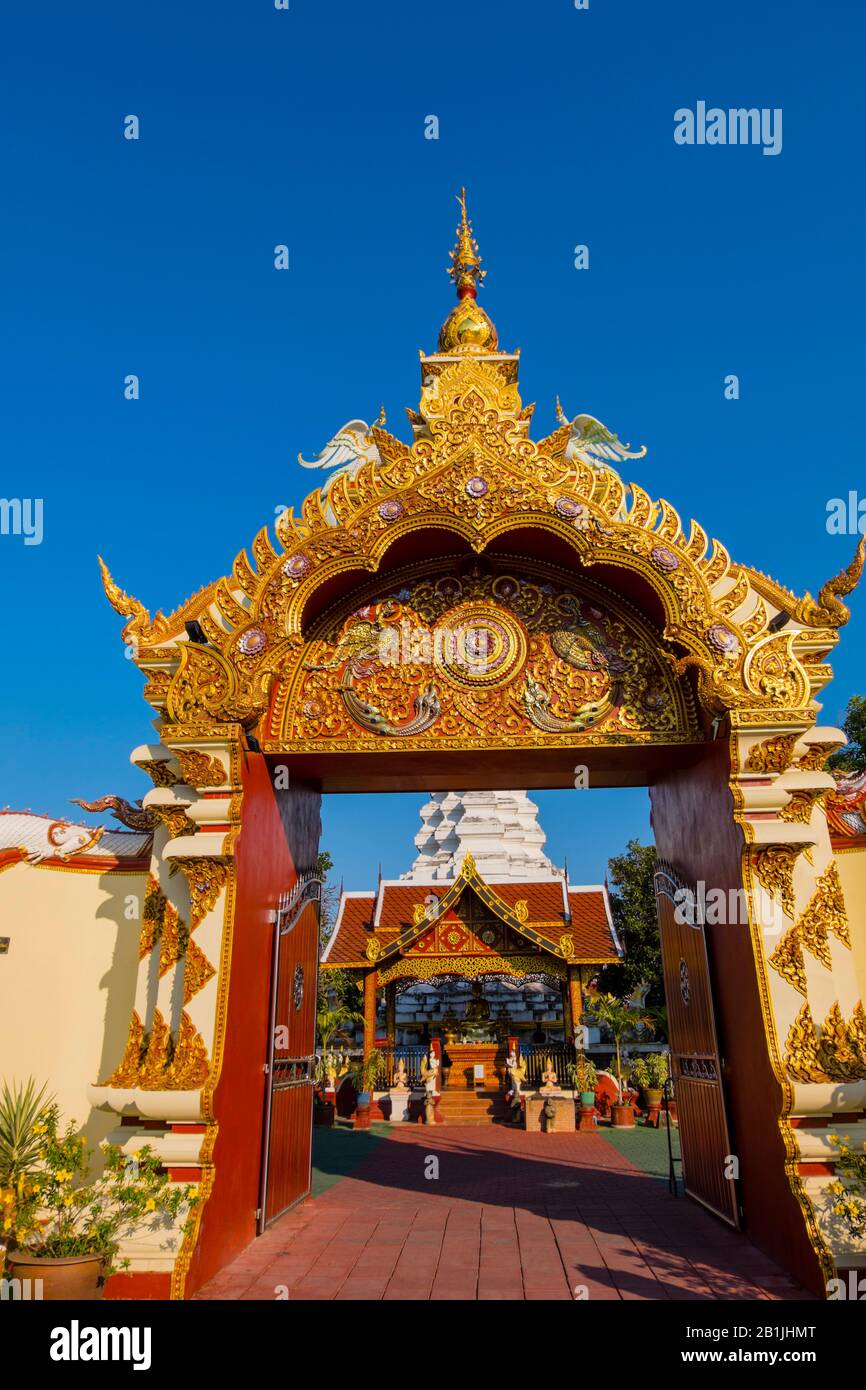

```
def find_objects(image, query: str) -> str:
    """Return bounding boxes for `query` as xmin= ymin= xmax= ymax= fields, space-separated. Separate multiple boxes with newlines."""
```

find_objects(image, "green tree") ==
xmin=597 ymin=840 xmax=664 ymax=1007
xmin=828 ymin=696 xmax=866 ymax=772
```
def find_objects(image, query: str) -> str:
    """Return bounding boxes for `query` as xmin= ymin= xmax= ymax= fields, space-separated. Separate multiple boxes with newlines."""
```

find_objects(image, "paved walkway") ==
xmin=194 ymin=1127 xmax=808 ymax=1301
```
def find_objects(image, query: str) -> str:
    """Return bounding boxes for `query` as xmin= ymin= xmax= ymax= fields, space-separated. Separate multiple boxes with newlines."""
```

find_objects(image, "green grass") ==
xmin=597 ymin=1120 xmax=682 ymax=1181
xmin=310 ymin=1122 xmax=392 ymax=1197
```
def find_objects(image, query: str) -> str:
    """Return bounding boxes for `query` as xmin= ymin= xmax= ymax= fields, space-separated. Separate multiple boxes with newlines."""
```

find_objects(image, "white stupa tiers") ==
xmin=401 ymin=790 xmax=559 ymax=883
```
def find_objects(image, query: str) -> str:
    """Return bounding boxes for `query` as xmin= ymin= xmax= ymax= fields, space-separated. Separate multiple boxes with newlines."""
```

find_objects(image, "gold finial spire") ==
xmin=448 ymin=187 xmax=486 ymax=299
xmin=438 ymin=189 xmax=498 ymax=354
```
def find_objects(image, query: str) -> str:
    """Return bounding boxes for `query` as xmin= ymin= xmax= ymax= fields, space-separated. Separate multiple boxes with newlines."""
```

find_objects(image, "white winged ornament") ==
xmin=555 ymin=399 xmax=647 ymax=471
xmin=298 ymin=411 xmax=384 ymax=486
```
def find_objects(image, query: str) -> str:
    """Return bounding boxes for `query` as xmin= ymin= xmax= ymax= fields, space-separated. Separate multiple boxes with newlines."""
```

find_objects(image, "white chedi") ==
xmin=401 ymin=790 xmax=559 ymax=883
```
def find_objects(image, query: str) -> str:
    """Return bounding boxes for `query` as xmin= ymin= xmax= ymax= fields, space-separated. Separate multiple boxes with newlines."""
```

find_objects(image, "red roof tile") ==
xmin=323 ymin=879 xmax=620 ymax=966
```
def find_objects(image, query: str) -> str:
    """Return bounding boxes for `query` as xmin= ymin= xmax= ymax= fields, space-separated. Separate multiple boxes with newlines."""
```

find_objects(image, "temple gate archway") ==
xmin=92 ymin=193 xmax=866 ymax=1299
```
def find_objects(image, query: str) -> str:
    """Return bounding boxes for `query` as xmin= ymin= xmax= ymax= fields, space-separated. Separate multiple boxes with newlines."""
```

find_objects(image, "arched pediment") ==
xmin=99 ymin=216 xmax=863 ymax=744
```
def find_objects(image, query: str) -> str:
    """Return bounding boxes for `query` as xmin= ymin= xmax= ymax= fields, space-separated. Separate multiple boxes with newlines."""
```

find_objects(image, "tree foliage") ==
xmin=828 ymin=695 xmax=866 ymax=772
xmin=597 ymin=839 xmax=664 ymax=1007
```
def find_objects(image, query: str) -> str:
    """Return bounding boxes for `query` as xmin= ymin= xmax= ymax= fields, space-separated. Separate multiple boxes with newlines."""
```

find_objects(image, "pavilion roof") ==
xmin=321 ymin=855 xmax=621 ymax=970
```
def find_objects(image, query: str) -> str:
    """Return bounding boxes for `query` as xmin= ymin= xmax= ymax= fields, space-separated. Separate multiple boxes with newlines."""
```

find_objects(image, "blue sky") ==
xmin=1 ymin=0 xmax=863 ymax=888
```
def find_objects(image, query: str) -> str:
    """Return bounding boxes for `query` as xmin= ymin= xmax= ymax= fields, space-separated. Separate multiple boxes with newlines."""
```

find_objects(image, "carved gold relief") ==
xmin=751 ymin=844 xmax=801 ymax=921
xmin=797 ymin=861 xmax=849 ymax=964
xmin=101 ymin=1010 xmax=145 ymax=1087
xmin=745 ymin=733 xmax=798 ymax=775
xmin=768 ymin=924 xmax=807 ymax=997
xmin=173 ymin=749 xmax=227 ymax=789
xmin=784 ymin=1003 xmax=828 ymax=1083
xmin=172 ymin=857 xmax=229 ymax=931
xmin=136 ymin=758 xmax=179 ymax=789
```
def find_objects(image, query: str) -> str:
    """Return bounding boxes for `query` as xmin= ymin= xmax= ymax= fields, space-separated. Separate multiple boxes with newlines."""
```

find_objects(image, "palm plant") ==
xmin=0 ymin=1078 xmax=52 ymax=1186
xmin=585 ymin=994 xmax=654 ymax=1099
xmin=316 ymin=1003 xmax=362 ymax=1056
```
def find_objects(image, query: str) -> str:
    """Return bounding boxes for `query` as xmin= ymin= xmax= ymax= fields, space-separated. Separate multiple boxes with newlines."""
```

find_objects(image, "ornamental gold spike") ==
xmin=448 ymin=187 xmax=486 ymax=297
xmin=98 ymin=555 xmax=151 ymax=642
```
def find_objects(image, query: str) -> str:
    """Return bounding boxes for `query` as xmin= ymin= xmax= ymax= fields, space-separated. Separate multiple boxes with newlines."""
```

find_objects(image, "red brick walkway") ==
xmin=194 ymin=1127 xmax=807 ymax=1301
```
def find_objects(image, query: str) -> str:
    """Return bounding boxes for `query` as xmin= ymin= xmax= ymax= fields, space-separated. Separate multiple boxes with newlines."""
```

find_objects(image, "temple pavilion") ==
xmin=321 ymin=790 xmax=622 ymax=1095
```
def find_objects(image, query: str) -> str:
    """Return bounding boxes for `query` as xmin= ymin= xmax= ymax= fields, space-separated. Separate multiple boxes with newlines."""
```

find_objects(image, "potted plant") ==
xmin=573 ymin=1052 xmax=598 ymax=1108
xmin=586 ymin=993 xmax=653 ymax=1127
xmin=644 ymin=1052 xmax=669 ymax=1108
xmin=349 ymin=1052 xmax=382 ymax=1129
xmin=629 ymin=1056 xmax=650 ymax=1102
xmin=1 ymin=1091 xmax=197 ymax=1299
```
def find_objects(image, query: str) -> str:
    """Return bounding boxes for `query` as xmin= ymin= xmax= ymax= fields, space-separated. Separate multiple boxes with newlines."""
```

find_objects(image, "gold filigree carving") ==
xmin=140 ymin=876 xmax=167 ymax=959
xmin=377 ymin=952 xmax=566 ymax=986
xmin=151 ymin=805 xmax=198 ymax=839
xmin=752 ymin=845 xmax=801 ymax=921
xmin=768 ymin=923 xmax=807 ymax=997
xmin=745 ymin=733 xmax=798 ymax=774
xmin=784 ymin=1003 xmax=829 ymax=1083
xmin=183 ymin=938 xmax=216 ymax=1004
xmin=136 ymin=759 xmax=179 ymax=789
xmin=797 ymin=862 xmax=848 ymax=966
xmin=172 ymin=857 xmax=229 ymax=930
xmin=779 ymin=789 xmax=828 ymax=825
xmin=559 ymin=933 xmax=575 ymax=958
xmin=173 ymin=749 xmax=227 ymax=789
xmin=365 ymin=936 xmax=382 ymax=962
xmin=101 ymin=1010 xmax=145 ymax=1087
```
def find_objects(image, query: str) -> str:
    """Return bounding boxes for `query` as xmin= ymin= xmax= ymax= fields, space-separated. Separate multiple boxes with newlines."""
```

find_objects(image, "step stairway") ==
xmin=436 ymin=1088 xmax=511 ymax=1126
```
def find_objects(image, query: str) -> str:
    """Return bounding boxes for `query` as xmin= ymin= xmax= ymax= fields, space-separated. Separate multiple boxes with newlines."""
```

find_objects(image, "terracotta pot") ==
xmin=5 ymin=1250 xmax=105 ymax=1300
xmin=644 ymin=1088 xmax=664 ymax=1108
xmin=610 ymin=1103 xmax=635 ymax=1128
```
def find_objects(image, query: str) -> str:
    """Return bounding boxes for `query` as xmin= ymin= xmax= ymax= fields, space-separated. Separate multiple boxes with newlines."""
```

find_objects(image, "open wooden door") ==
xmin=654 ymin=860 xmax=741 ymax=1229
xmin=258 ymin=873 xmax=321 ymax=1232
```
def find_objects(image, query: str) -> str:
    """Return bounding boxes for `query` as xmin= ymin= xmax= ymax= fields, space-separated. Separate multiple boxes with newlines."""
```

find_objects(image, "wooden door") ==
xmin=654 ymin=861 xmax=741 ymax=1228
xmin=258 ymin=874 xmax=321 ymax=1231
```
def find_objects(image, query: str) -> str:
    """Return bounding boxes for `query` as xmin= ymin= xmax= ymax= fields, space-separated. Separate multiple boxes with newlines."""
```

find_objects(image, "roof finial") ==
xmin=448 ymin=187 xmax=486 ymax=300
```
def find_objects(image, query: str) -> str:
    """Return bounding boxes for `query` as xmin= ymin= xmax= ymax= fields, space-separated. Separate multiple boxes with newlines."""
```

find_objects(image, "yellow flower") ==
xmin=15 ymin=1229 xmax=29 ymax=1243
xmin=144 ymin=1198 xmax=156 ymax=1212
xmin=3 ymin=1217 xmax=12 ymax=1231
xmin=55 ymin=1169 xmax=72 ymax=1183
xmin=33 ymin=1123 xmax=46 ymax=1135
xmin=63 ymin=1194 xmax=74 ymax=1207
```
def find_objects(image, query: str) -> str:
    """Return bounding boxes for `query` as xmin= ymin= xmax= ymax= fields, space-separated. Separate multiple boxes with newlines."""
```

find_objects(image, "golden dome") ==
xmin=437 ymin=188 xmax=499 ymax=355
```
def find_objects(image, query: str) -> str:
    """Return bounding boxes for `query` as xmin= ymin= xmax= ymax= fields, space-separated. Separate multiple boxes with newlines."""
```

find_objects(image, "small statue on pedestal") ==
xmin=540 ymin=1057 xmax=559 ymax=1094
xmin=420 ymin=1048 xmax=440 ymax=1124
xmin=392 ymin=1057 xmax=409 ymax=1090
xmin=505 ymin=1048 xmax=527 ymax=1125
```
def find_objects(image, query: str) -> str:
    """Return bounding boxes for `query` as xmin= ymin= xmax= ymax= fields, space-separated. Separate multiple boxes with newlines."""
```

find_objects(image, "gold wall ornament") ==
xmin=376 ymin=951 xmax=567 ymax=986
xmin=412 ymin=903 xmax=428 ymax=926
xmin=559 ymin=933 xmax=575 ymax=958
xmin=779 ymin=789 xmax=828 ymax=825
xmin=158 ymin=902 xmax=188 ymax=976
xmin=744 ymin=633 xmax=810 ymax=708
xmin=784 ymin=1002 xmax=829 ymax=1083
xmin=140 ymin=876 xmax=168 ymax=959
xmin=768 ymin=923 xmax=807 ymax=997
xmin=150 ymin=804 xmax=198 ymax=840
xmin=816 ymin=1002 xmax=866 ymax=1083
xmin=135 ymin=758 xmax=180 ymax=789
xmin=172 ymin=857 xmax=229 ymax=931
xmin=139 ymin=1009 xmax=171 ymax=1087
xmin=365 ymin=936 xmax=382 ymax=962
xmin=751 ymin=844 xmax=802 ymax=921
xmin=163 ymin=1011 xmax=211 ymax=1090
xmin=173 ymin=749 xmax=227 ymax=789
xmin=101 ymin=1010 xmax=145 ymax=1087
xmin=745 ymin=733 xmax=799 ymax=775
xmin=513 ymin=900 xmax=529 ymax=923
xmin=167 ymin=646 xmax=238 ymax=726
xmin=182 ymin=938 xmax=217 ymax=1004
xmin=796 ymin=864 xmax=845 ymax=967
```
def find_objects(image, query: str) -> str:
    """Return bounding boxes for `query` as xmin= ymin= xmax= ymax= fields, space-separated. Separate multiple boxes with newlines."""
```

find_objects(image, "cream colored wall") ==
xmin=837 ymin=845 xmax=866 ymax=1002
xmin=0 ymin=862 xmax=144 ymax=1153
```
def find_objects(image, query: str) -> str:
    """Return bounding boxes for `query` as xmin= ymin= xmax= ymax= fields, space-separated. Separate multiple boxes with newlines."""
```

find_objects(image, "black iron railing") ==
xmin=376 ymin=1046 xmax=429 ymax=1089
xmin=520 ymin=1044 xmax=575 ymax=1090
